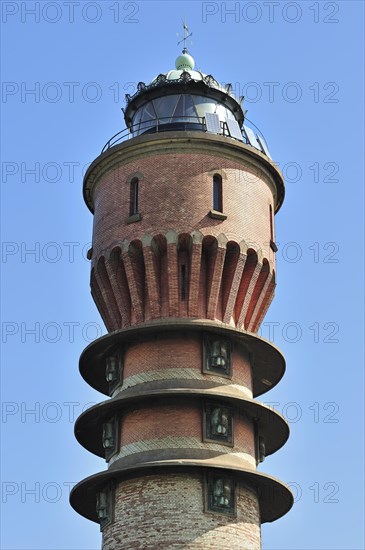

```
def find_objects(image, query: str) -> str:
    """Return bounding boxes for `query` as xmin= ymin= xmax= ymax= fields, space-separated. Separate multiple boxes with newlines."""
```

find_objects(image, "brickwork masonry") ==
xmin=102 ymin=473 xmax=261 ymax=550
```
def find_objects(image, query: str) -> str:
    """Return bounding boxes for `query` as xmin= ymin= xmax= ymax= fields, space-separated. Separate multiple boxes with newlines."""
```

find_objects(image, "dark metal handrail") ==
xmin=101 ymin=116 xmax=250 ymax=153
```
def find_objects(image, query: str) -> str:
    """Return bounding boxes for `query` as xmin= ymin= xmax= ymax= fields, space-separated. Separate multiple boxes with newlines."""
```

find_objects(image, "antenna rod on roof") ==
xmin=177 ymin=18 xmax=192 ymax=53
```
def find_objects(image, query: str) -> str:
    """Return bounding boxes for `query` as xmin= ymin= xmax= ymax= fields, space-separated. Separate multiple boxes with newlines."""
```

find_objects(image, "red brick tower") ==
xmin=71 ymin=45 xmax=293 ymax=549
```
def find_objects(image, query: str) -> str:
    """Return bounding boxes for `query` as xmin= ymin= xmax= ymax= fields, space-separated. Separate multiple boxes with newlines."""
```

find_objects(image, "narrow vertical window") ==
xmin=269 ymin=204 xmax=278 ymax=251
xmin=258 ymin=436 xmax=266 ymax=463
xmin=269 ymin=204 xmax=273 ymax=241
xmin=213 ymin=174 xmax=223 ymax=212
xmin=130 ymin=177 xmax=139 ymax=216
xmin=181 ymin=264 xmax=187 ymax=301
xmin=254 ymin=423 xmax=266 ymax=464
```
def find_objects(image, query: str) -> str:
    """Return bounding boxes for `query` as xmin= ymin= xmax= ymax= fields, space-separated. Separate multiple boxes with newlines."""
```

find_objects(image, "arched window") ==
xmin=213 ymin=174 xmax=223 ymax=212
xmin=130 ymin=177 xmax=139 ymax=216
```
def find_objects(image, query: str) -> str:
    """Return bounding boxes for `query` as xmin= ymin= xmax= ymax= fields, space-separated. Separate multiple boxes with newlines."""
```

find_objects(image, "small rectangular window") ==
xmin=203 ymin=401 xmax=233 ymax=446
xmin=203 ymin=334 xmax=231 ymax=378
xmin=96 ymin=483 xmax=115 ymax=531
xmin=205 ymin=473 xmax=236 ymax=516
xmin=105 ymin=349 xmax=123 ymax=394
xmin=102 ymin=415 xmax=119 ymax=461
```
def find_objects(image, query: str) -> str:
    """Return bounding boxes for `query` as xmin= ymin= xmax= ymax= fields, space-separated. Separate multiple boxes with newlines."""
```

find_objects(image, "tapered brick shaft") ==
xmin=71 ymin=48 xmax=293 ymax=550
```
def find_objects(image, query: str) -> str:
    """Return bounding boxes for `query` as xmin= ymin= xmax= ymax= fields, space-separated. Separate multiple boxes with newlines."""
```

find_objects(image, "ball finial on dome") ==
xmin=175 ymin=52 xmax=195 ymax=71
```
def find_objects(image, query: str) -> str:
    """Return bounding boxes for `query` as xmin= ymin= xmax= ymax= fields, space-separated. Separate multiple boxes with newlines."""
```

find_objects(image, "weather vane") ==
xmin=177 ymin=18 xmax=192 ymax=53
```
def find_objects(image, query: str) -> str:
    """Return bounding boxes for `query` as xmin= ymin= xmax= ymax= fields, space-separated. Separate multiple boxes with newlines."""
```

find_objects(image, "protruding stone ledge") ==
xmin=79 ymin=319 xmax=285 ymax=398
xmin=70 ymin=461 xmax=293 ymax=525
xmin=74 ymin=385 xmax=289 ymax=459
xmin=209 ymin=209 xmax=228 ymax=220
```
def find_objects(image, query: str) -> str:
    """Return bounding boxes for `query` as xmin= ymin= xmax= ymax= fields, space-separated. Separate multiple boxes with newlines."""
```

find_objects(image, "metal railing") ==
xmin=101 ymin=116 xmax=250 ymax=153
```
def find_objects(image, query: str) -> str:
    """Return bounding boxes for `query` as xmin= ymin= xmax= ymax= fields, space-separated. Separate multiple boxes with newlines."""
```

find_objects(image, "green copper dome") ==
xmin=175 ymin=52 xmax=195 ymax=71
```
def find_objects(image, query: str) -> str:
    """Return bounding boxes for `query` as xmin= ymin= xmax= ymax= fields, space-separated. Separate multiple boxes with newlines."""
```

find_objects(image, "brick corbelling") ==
xmin=245 ymin=262 xmax=270 ymax=330
xmin=121 ymin=249 xmax=144 ymax=324
xmin=237 ymin=262 xmax=262 ymax=330
xmin=206 ymin=242 xmax=227 ymax=320
xmin=95 ymin=260 xmax=121 ymax=328
xmin=223 ymin=251 xmax=247 ymax=324
xmin=102 ymin=473 xmax=261 ymax=550
xmin=251 ymin=274 xmax=276 ymax=333
xmin=188 ymin=241 xmax=202 ymax=316
xmin=142 ymin=244 xmax=161 ymax=320
xmin=167 ymin=242 xmax=179 ymax=316
xmin=247 ymin=269 xmax=274 ymax=333
xmin=104 ymin=258 xmax=129 ymax=327
xmin=234 ymin=251 xmax=257 ymax=324
xmin=221 ymin=242 xmax=240 ymax=315
xmin=122 ymin=336 xmax=253 ymax=394
xmin=178 ymin=247 xmax=189 ymax=316
xmin=90 ymin=271 xmax=114 ymax=332
xmin=90 ymin=232 xmax=275 ymax=333
xmin=109 ymin=253 xmax=132 ymax=326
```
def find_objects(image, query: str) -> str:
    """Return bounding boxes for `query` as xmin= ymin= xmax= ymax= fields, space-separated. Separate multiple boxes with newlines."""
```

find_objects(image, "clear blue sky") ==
xmin=1 ymin=1 xmax=364 ymax=549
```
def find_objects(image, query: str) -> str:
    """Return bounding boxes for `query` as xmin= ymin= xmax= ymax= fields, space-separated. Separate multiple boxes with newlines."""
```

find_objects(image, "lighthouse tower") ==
xmin=70 ymin=41 xmax=293 ymax=549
